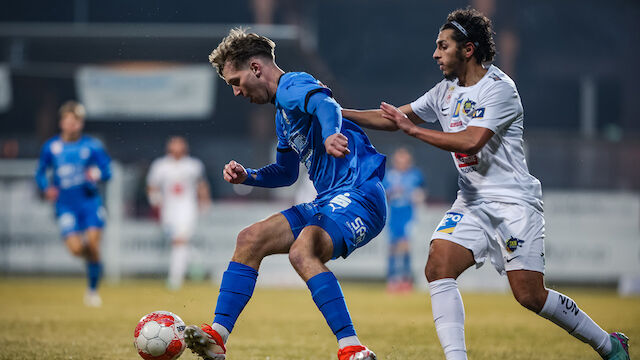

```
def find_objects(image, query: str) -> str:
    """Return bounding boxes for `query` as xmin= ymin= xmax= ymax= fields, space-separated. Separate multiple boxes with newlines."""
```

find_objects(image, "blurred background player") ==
xmin=343 ymin=7 xmax=629 ymax=360
xmin=146 ymin=136 xmax=211 ymax=290
xmin=383 ymin=147 xmax=425 ymax=293
xmin=183 ymin=28 xmax=386 ymax=360
xmin=34 ymin=100 xmax=112 ymax=307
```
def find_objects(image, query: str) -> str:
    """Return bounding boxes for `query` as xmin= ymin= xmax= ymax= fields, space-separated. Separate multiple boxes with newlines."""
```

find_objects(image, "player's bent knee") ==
xmin=287 ymin=241 xmax=310 ymax=271
xmin=514 ymin=291 xmax=545 ymax=313
xmin=235 ymin=224 xmax=267 ymax=256
xmin=424 ymin=259 xmax=453 ymax=282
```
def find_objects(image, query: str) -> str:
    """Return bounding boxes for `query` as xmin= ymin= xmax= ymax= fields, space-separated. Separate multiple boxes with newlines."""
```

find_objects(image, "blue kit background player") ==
xmin=183 ymin=28 xmax=385 ymax=360
xmin=383 ymin=147 xmax=425 ymax=292
xmin=35 ymin=101 xmax=112 ymax=307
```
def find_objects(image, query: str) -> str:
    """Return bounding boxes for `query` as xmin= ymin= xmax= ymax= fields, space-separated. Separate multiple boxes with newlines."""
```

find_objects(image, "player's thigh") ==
xmin=426 ymin=239 xmax=475 ymax=281
xmin=292 ymin=225 xmax=334 ymax=263
xmin=64 ymin=233 xmax=84 ymax=256
xmin=235 ymin=212 xmax=295 ymax=256
xmin=494 ymin=203 xmax=546 ymax=275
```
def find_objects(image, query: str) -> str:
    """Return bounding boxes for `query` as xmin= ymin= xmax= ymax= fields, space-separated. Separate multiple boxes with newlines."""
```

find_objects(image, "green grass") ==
xmin=0 ymin=277 xmax=638 ymax=359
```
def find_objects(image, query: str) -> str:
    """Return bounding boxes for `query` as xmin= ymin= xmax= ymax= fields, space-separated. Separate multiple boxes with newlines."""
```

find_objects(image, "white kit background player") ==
xmin=147 ymin=136 xmax=211 ymax=290
xmin=343 ymin=8 xmax=629 ymax=360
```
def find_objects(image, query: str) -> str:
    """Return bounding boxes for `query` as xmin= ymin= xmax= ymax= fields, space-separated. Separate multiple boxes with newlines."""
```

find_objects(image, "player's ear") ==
xmin=464 ymin=42 xmax=475 ymax=59
xmin=250 ymin=61 xmax=261 ymax=78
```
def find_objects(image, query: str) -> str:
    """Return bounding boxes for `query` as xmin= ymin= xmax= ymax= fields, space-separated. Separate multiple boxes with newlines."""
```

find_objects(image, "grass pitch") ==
xmin=0 ymin=277 xmax=638 ymax=360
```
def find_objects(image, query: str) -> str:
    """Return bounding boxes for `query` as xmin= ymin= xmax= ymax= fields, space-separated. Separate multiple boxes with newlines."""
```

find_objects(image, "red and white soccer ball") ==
xmin=134 ymin=311 xmax=186 ymax=360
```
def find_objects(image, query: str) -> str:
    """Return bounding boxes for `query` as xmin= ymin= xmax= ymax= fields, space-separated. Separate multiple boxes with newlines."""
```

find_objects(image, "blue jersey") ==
xmin=35 ymin=135 xmax=112 ymax=207
xmin=273 ymin=72 xmax=385 ymax=199
xmin=383 ymin=167 xmax=424 ymax=209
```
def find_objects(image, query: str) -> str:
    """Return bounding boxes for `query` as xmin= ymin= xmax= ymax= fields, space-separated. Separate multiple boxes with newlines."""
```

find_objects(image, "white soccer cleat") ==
xmin=337 ymin=345 xmax=377 ymax=360
xmin=184 ymin=324 xmax=226 ymax=360
xmin=83 ymin=290 xmax=102 ymax=307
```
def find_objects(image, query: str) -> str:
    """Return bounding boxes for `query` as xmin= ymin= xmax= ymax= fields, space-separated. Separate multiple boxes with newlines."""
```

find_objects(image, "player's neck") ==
xmin=61 ymin=133 xmax=81 ymax=142
xmin=266 ymin=65 xmax=285 ymax=102
xmin=457 ymin=63 xmax=487 ymax=87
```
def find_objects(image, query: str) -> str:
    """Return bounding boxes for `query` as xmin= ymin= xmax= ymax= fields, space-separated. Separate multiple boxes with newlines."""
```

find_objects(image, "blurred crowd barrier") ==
xmin=0 ymin=160 xmax=639 ymax=292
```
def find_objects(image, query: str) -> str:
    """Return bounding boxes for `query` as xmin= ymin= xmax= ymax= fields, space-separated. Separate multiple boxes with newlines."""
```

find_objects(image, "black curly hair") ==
xmin=441 ymin=8 xmax=496 ymax=64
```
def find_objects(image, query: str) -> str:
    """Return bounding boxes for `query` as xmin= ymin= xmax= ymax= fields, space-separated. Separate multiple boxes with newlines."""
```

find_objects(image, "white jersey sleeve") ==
xmin=410 ymin=84 xmax=443 ymax=123
xmin=146 ymin=158 xmax=164 ymax=187
xmin=468 ymin=81 xmax=522 ymax=133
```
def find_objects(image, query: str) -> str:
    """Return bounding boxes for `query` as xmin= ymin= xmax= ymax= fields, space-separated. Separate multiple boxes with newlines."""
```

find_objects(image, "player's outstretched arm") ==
xmin=342 ymin=105 xmax=422 ymax=131
xmin=380 ymin=102 xmax=494 ymax=154
xmin=229 ymin=149 xmax=300 ymax=188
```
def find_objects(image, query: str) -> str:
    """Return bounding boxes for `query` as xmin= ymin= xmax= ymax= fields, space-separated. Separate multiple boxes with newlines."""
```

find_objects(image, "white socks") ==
xmin=168 ymin=244 xmax=189 ymax=289
xmin=428 ymin=278 xmax=467 ymax=360
xmin=338 ymin=335 xmax=362 ymax=349
xmin=538 ymin=289 xmax=611 ymax=357
xmin=212 ymin=323 xmax=230 ymax=344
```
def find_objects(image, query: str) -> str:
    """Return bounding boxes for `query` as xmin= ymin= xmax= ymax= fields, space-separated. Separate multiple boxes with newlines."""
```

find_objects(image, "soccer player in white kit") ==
xmin=147 ymin=136 xmax=211 ymax=290
xmin=343 ymin=8 xmax=630 ymax=360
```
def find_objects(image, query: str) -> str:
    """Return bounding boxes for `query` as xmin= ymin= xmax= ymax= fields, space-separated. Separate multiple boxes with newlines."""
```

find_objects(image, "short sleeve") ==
xmin=468 ymin=82 xmax=521 ymax=132
xmin=410 ymin=86 xmax=440 ymax=123
xmin=146 ymin=159 xmax=162 ymax=187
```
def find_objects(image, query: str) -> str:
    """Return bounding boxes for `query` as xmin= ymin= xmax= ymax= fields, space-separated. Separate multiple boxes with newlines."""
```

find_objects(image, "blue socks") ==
xmin=307 ymin=272 xmax=356 ymax=340
xmin=213 ymin=261 xmax=258 ymax=333
xmin=87 ymin=261 xmax=102 ymax=291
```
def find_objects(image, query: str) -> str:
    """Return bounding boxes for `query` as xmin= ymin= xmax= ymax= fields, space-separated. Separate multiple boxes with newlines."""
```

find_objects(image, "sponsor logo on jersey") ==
xmin=329 ymin=193 xmax=351 ymax=212
xmin=450 ymin=120 xmax=463 ymax=128
xmin=490 ymin=74 xmax=502 ymax=82
xmin=505 ymin=236 xmax=525 ymax=252
xmin=462 ymin=100 xmax=476 ymax=115
xmin=454 ymin=153 xmax=479 ymax=168
xmin=472 ymin=108 xmax=485 ymax=119
xmin=436 ymin=212 xmax=463 ymax=234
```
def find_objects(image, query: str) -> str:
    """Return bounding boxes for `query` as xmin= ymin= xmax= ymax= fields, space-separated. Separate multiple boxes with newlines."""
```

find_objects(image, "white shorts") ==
xmin=430 ymin=199 xmax=545 ymax=275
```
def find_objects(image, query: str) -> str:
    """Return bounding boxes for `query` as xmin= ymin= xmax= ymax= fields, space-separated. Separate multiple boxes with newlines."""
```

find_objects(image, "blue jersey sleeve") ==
xmin=243 ymin=148 xmax=300 ymax=188
xmin=35 ymin=141 xmax=53 ymax=191
xmin=307 ymin=93 xmax=343 ymax=142
xmin=88 ymin=138 xmax=112 ymax=181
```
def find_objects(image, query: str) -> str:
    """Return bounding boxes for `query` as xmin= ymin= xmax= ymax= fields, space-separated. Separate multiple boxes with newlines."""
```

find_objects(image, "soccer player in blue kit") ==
xmin=383 ymin=147 xmax=425 ymax=293
xmin=35 ymin=101 xmax=112 ymax=307
xmin=183 ymin=28 xmax=385 ymax=360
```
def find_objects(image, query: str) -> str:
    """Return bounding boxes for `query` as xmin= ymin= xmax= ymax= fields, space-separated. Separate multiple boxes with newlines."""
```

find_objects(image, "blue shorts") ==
xmin=282 ymin=178 xmax=387 ymax=259
xmin=56 ymin=197 xmax=106 ymax=238
xmin=388 ymin=205 xmax=414 ymax=243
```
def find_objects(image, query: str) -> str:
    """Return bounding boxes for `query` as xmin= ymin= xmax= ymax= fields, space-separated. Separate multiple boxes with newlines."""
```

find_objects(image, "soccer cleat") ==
xmin=338 ymin=345 xmax=377 ymax=360
xmin=184 ymin=324 xmax=226 ymax=360
xmin=83 ymin=290 xmax=102 ymax=307
xmin=605 ymin=332 xmax=630 ymax=360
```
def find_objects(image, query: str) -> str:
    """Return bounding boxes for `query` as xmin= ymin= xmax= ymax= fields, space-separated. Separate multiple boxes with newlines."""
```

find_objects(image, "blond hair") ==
xmin=209 ymin=28 xmax=275 ymax=79
xmin=58 ymin=100 xmax=86 ymax=119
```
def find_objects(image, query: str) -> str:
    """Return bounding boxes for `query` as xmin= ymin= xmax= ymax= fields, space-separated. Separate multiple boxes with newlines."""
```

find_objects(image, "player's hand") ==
xmin=324 ymin=133 xmax=350 ymax=158
xmin=223 ymin=160 xmax=248 ymax=184
xmin=85 ymin=166 xmax=102 ymax=183
xmin=380 ymin=102 xmax=416 ymax=135
xmin=44 ymin=186 xmax=59 ymax=202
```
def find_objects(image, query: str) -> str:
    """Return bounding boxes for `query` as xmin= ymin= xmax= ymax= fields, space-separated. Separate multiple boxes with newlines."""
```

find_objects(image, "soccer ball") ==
xmin=134 ymin=311 xmax=186 ymax=360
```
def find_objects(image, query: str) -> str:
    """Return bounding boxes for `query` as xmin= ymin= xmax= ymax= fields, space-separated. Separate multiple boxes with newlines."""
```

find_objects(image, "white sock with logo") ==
xmin=428 ymin=278 xmax=467 ymax=360
xmin=538 ymin=289 xmax=611 ymax=357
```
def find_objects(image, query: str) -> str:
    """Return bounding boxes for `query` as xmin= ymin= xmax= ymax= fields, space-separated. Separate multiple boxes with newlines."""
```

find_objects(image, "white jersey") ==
xmin=147 ymin=155 xmax=205 ymax=225
xmin=411 ymin=65 xmax=542 ymax=211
